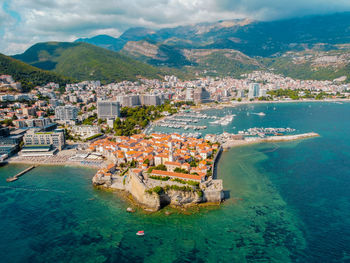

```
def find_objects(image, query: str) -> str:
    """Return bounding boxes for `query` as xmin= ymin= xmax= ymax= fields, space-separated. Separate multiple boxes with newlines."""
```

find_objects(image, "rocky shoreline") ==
xmin=92 ymin=169 xmax=224 ymax=211
xmin=91 ymin=133 xmax=319 ymax=211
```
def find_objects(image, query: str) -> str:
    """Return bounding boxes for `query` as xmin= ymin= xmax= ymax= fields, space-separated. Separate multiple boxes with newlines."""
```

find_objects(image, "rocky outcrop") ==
xmin=125 ymin=173 xmax=161 ymax=210
xmin=160 ymin=189 xmax=202 ymax=207
xmin=92 ymin=173 xmax=112 ymax=187
xmin=203 ymin=189 xmax=225 ymax=203
xmin=93 ymin=171 xmax=224 ymax=211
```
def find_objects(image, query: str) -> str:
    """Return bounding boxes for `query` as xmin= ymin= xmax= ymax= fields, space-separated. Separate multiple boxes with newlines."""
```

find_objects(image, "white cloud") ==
xmin=1 ymin=0 xmax=350 ymax=54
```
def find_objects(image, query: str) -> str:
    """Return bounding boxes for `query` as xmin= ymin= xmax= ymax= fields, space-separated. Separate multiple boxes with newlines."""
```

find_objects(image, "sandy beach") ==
xmin=7 ymin=148 xmax=105 ymax=169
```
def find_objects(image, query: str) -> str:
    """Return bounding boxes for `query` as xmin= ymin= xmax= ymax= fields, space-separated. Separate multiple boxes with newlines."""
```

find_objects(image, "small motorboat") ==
xmin=136 ymin=231 xmax=145 ymax=236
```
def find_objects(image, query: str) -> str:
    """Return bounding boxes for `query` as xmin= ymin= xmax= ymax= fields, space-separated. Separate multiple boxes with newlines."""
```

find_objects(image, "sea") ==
xmin=0 ymin=102 xmax=349 ymax=263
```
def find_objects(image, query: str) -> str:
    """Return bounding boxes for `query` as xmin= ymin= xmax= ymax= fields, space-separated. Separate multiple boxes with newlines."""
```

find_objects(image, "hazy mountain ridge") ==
xmin=8 ymin=12 xmax=350 ymax=83
xmin=75 ymin=13 xmax=350 ymax=56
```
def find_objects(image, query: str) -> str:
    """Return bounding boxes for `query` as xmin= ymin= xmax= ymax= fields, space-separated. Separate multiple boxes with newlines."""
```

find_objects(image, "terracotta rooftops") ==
xmin=151 ymin=170 xmax=205 ymax=181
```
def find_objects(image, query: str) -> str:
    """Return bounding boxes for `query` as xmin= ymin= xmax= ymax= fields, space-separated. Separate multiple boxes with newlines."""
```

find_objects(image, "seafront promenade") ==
xmin=195 ymin=98 xmax=350 ymax=111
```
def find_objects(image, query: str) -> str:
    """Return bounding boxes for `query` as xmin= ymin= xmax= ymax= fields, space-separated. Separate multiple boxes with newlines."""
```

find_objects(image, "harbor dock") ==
xmin=6 ymin=165 xmax=37 ymax=182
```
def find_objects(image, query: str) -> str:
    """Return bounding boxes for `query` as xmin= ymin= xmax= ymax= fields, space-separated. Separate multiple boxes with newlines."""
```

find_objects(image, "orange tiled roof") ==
xmin=164 ymin=161 xmax=181 ymax=166
xmin=151 ymin=170 xmax=204 ymax=181
xmin=107 ymin=164 xmax=115 ymax=169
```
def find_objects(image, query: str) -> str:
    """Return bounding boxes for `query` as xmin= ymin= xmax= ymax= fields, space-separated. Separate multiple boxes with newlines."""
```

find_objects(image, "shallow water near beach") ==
xmin=0 ymin=102 xmax=350 ymax=262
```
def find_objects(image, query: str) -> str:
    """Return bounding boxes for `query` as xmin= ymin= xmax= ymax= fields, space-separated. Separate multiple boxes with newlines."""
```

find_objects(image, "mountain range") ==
xmin=75 ymin=12 xmax=350 ymax=81
xmin=5 ymin=12 xmax=350 ymax=85
xmin=77 ymin=13 xmax=350 ymax=55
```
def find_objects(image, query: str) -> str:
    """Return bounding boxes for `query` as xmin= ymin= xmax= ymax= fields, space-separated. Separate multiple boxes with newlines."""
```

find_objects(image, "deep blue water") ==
xmin=0 ymin=102 xmax=350 ymax=262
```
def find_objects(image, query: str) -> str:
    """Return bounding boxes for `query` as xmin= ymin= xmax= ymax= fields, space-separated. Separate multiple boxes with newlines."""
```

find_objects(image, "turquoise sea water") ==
xmin=1 ymin=102 xmax=350 ymax=262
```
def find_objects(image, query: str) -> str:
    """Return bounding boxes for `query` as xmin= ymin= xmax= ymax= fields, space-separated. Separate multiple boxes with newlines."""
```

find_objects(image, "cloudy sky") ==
xmin=1 ymin=0 xmax=350 ymax=55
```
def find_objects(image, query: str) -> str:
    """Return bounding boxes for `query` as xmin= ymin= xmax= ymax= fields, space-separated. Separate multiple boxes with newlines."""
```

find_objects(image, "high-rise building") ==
xmin=186 ymin=87 xmax=194 ymax=101
xmin=248 ymin=83 xmax=260 ymax=99
xmin=55 ymin=105 xmax=78 ymax=121
xmin=97 ymin=100 xmax=120 ymax=120
xmin=193 ymin=87 xmax=211 ymax=103
xmin=140 ymin=94 xmax=162 ymax=106
xmin=116 ymin=95 xmax=140 ymax=107
xmin=259 ymin=89 xmax=267 ymax=97
xmin=236 ymin=90 xmax=245 ymax=98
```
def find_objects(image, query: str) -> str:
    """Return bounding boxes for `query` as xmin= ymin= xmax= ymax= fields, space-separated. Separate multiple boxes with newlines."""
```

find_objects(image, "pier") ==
xmin=6 ymin=165 xmax=37 ymax=182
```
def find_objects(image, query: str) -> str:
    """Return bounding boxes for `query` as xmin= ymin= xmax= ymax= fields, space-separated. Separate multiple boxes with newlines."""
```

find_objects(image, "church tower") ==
xmin=168 ymin=142 xmax=174 ymax=162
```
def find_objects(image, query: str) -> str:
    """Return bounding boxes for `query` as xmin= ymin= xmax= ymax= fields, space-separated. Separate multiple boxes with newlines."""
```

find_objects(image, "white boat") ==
xmin=257 ymin=112 xmax=266 ymax=116
xmin=136 ymin=231 xmax=145 ymax=236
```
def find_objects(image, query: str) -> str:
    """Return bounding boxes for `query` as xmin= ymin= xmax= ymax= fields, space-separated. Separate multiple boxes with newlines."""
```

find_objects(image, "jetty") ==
xmin=6 ymin=165 xmax=37 ymax=182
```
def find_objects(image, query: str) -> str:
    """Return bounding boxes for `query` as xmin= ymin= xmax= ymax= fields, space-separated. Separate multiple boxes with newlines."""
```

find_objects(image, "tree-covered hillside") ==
xmin=13 ymin=42 xmax=163 ymax=83
xmin=0 ymin=53 xmax=72 ymax=92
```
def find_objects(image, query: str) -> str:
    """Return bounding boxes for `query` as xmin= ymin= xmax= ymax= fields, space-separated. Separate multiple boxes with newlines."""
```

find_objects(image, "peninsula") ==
xmin=90 ymin=130 xmax=319 ymax=211
xmin=91 ymin=133 xmax=224 ymax=210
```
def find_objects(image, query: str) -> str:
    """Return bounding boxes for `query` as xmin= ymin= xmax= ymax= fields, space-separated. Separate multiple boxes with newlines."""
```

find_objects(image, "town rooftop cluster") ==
xmin=89 ymin=133 xmax=219 ymax=182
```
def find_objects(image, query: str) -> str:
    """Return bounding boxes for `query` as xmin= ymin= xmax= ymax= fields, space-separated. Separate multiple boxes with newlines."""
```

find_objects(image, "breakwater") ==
xmin=223 ymin=132 xmax=319 ymax=149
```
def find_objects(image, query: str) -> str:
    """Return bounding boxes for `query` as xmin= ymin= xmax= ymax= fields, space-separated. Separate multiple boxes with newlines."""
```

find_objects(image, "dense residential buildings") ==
xmin=89 ymin=133 xmax=218 ymax=181
xmin=248 ymin=83 xmax=260 ymax=99
xmin=0 ymin=70 xmax=349 ymax=162
xmin=13 ymin=117 xmax=53 ymax=129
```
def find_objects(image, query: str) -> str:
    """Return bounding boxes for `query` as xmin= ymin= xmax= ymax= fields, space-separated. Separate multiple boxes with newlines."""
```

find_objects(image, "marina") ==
xmin=154 ymin=112 xmax=217 ymax=130
xmin=155 ymin=121 xmax=207 ymax=130
xmin=176 ymin=112 xmax=217 ymax=119
xmin=153 ymin=111 xmax=237 ymax=131
xmin=210 ymin=115 xmax=235 ymax=126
